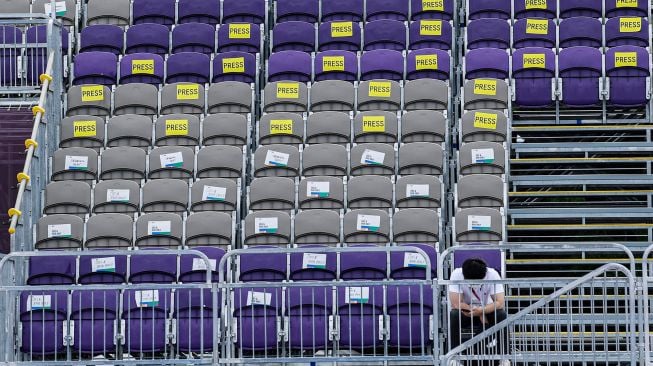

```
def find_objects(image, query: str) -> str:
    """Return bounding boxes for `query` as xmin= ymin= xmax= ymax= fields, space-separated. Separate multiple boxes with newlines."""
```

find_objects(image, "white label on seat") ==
xmin=404 ymin=252 xmax=427 ymax=268
xmin=159 ymin=152 xmax=184 ymax=168
xmin=307 ymin=181 xmax=330 ymax=198
xmin=346 ymin=287 xmax=369 ymax=304
xmin=302 ymin=253 xmax=327 ymax=269
xmin=27 ymin=295 xmax=52 ymax=311
xmin=247 ymin=291 xmax=272 ymax=306
xmin=361 ymin=149 xmax=385 ymax=165
xmin=202 ymin=185 xmax=227 ymax=201
xmin=356 ymin=214 xmax=381 ymax=232
xmin=472 ymin=148 xmax=495 ymax=164
xmin=192 ymin=258 xmax=217 ymax=271
xmin=135 ymin=290 xmax=159 ymax=307
xmin=91 ymin=257 xmax=116 ymax=273
xmin=107 ymin=189 xmax=130 ymax=203
xmin=468 ymin=215 xmax=491 ymax=231
xmin=44 ymin=1 xmax=67 ymax=16
xmin=264 ymin=150 xmax=290 ymax=167
xmin=47 ymin=224 xmax=72 ymax=238
xmin=65 ymin=155 xmax=88 ymax=170
xmin=148 ymin=221 xmax=172 ymax=236
xmin=406 ymin=184 xmax=430 ymax=198
xmin=255 ymin=217 xmax=278 ymax=234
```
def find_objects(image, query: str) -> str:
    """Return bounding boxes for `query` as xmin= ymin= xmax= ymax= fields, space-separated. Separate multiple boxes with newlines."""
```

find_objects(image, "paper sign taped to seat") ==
xmin=468 ymin=215 xmax=491 ymax=231
xmin=229 ymin=24 xmax=251 ymax=39
xmin=307 ymin=181 xmax=330 ymax=198
xmin=165 ymin=119 xmax=189 ymax=136
xmin=202 ymin=185 xmax=227 ymax=201
xmin=303 ymin=253 xmax=327 ymax=269
xmin=270 ymin=119 xmax=294 ymax=134
xmin=331 ymin=22 xmax=353 ymax=37
xmin=148 ymin=221 xmax=171 ymax=236
xmin=65 ymin=155 xmax=89 ymax=170
xmin=276 ymin=82 xmax=299 ymax=99
xmin=357 ymin=214 xmax=381 ymax=232
xmin=107 ymin=189 xmax=130 ymax=202
xmin=472 ymin=148 xmax=495 ymax=164
xmin=27 ymin=295 xmax=52 ymax=311
xmin=80 ymin=85 xmax=104 ymax=102
xmin=265 ymin=150 xmax=290 ymax=167
xmin=522 ymin=53 xmax=546 ymax=68
xmin=362 ymin=115 xmax=386 ymax=132
xmin=420 ymin=20 xmax=442 ymax=35
xmin=525 ymin=0 xmax=547 ymax=9
xmin=255 ymin=217 xmax=278 ymax=234
xmin=422 ymin=0 xmax=444 ymax=11
xmin=615 ymin=52 xmax=637 ymax=67
xmin=132 ymin=59 xmax=155 ymax=75
xmin=48 ymin=224 xmax=72 ymax=238
xmin=323 ymin=56 xmax=345 ymax=71
xmin=473 ymin=79 xmax=497 ymax=96
xmin=368 ymin=81 xmax=392 ymax=97
xmin=176 ymin=84 xmax=200 ymax=100
xmin=407 ymin=184 xmax=430 ymax=198
xmin=346 ymin=287 xmax=370 ymax=304
xmin=526 ymin=19 xmax=548 ymax=34
xmin=92 ymin=257 xmax=116 ymax=273
xmin=73 ymin=120 xmax=97 ymax=137
xmin=416 ymin=54 xmax=438 ymax=70
xmin=473 ymin=112 xmax=498 ymax=130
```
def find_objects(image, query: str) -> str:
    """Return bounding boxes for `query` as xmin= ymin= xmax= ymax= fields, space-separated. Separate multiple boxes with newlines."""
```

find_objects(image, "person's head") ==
xmin=462 ymin=258 xmax=487 ymax=280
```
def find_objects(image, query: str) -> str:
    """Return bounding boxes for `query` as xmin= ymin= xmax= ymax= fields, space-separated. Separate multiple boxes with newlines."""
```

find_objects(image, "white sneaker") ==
xmin=448 ymin=359 xmax=463 ymax=366
xmin=499 ymin=359 xmax=511 ymax=366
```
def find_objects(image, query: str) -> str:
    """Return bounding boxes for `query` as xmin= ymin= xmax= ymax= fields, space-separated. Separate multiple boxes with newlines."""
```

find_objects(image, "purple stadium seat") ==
xmin=407 ymin=48 xmax=450 ymax=81
xmin=79 ymin=24 xmax=123 ymax=54
xmin=272 ymin=21 xmax=316 ymax=52
xmin=268 ymin=50 xmax=312 ymax=82
xmin=314 ymin=50 xmax=359 ymax=82
xmin=27 ymin=255 xmax=76 ymax=285
xmin=606 ymin=16 xmax=650 ymax=47
xmin=119 ymin=53 xmax=164 ymax=85
xmin=233 ymin=288 xmax=282 ymax=351
xmin=322 ymin=0 xmax=364 ymax=22
xmin=223 ymin=0 xmax=266 ymax=24
xmin=514 ymin=0 xmax=557 ymax=19
xmin=387 ymin=285 xmax=434 ymax=348
xmin=468 ymin=0 xmax=511 ymax=20
xmin=172 ymin=22 xmax=216 ymax=54
xmin=318 ymin=21 xmax=361 ymax=51
xmin=275 ymin=0 xmax=319 ymax=23
xmin=129 ymin=251 xmax=178 ymax=283
xmin=132 ymin=0 xmax=175 ymax=27
xmin=166 ymin=52 xmax=211 ymax=84
xmin=122 ymin=289 xmax=172 ymax=353
xmin=453 ymin=248 xmax=502 ymax=273
xmin=337 ymin=285 xmax=384 ymax=350
xmin=217 ymin=23 xmax=261 ymax=53
xmin=605 ymin=0 xmax=648 ymax=18
xmin=73 ymin=51 xmax=118 ymax=86
xmin=363 ymin=19 xmax=407 ymax=51
xmin=340 ymin=246 xmax=387 ymax=280
xmin=71 ymin=290 xmax=119 ymax=355
xmin=178 ymin=0 xmax=220 ymax=25
xmin=512 ymin=47 xmax=556 ymax=107
xmin=390 ymin=244 xmax=437 ymax=280
xmin=26 ymin=25 xmax=70 ymax=84
xmin=289 ymin=246 xmax=338 ymax=281
xmin=606 ymin=46 xmax=650 ymax=107
xmin=212 ymin=51 xmax=257 ymax=83
xmin=513 ymin=18 xmax=556 ymax=49
xmin=286 ymin=287 xmax=332 ymax=350
xmin=465 ymin=48 xmax=509 ymax=80
xmin=175 ymin=288 xmax=218 ymax=352
xmin=558 ymin=17 xmax=602 ymax=48
xmin=409 ymin=19 xmax=453 ymax=50
xmin=360 ymin=49 xmax=404 ymax=81
xmin=367 ymin=0 xmax=409 ymax=21
xmin=0 ymin=26 xmax=22 ymax=86
xmin=559 ymin=46 xmax=602 ymax=107
xmin=465 ymin=19 xmax=510 ymax=50
xmin=411 ymin=0 xmax=454 ymax=20
xmin=559 ymin=0 xmax=602 ymax=18
xmin=125 ymin=23 xmax=170 ymax=55
xmin=239 ymin=248 xmax=287 ymax=282
xmin=179 ymin=246 xmax=226 ymax=282
xmin=78 ymin=252 xmax=128 ymax=284
xmin=20 ymin=291 xmax=68 ymax=355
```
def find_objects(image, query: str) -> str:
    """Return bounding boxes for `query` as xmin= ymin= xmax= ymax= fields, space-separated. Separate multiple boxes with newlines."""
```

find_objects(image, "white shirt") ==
xmin=448 ymin=268 xmax=504 ymax=306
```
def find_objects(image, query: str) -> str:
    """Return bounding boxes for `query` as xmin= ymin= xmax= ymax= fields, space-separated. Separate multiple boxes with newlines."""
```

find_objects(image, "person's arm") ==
xmin=449 ymin=291 xmax=472 ymax=311
xmin=484 ymin=292 xmax=505 ymax=312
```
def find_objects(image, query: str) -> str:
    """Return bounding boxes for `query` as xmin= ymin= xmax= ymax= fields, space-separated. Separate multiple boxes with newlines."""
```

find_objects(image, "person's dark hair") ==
xmin=462 ymin=258 xmax=487 ymax=280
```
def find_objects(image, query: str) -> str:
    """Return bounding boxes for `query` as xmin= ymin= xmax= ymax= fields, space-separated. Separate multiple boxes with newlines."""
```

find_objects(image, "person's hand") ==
xmin=461 ymin=309 xmax=472 ymax=317
xmin=471 ymin=307 xmax=484 ymax=318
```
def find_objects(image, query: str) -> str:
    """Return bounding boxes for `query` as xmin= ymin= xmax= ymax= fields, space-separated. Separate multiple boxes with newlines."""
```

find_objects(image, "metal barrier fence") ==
xmin=640 ymin=245 xmax=653 ymax=365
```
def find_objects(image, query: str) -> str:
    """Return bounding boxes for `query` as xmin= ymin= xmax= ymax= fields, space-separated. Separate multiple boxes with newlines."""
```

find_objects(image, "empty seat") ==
xmin=248 ymin=177 xmax=296 ymax=211
xmin=243 ymin=211 xmax=292 ymax=246
xmin=343 ymin=209 xmax=391 ymax=245
xmin=239 ymin=250 xmax=288 ymax=281
xmin=386 ymin=285 xmax=434 ymax=349
xmin=275 ymin=0 xmax=319 ymax=23
xmin=455 ymin=207 xmax=503 ymax=243
xmin=390 ymin=243 xmax=437 ymax=279
xmin=305 ymin=112 xmax=351 ymax=145
xmin=285 ymin=286 xmax=333 ymax=351
xmin=466 ymin=19 xmax=510 ymax=50
xmin=253 ymin=144 xmax=300 ymax=178
xmin=289 ymin=246 xmax=338 ymax=279
xmin=337 ymin=286 xmax=384 ymax=350
xmin=512 ymin=47 xmax=556 ymax=107
xmin=321 ymin=0 xmax=363 ymax=22
xmin=459 ymin=141 xmax=506 ymax=175
xmin=125 ymin=23 xmax=170 ymax=55
xmin=310 ymin=80 xmax=355 ymax=112
xmin=132 ymin=0 xmax=175 ymax=27
xmin=393 ymin=208 xmax=440 ymax=244
xmin=513 ymin=18 xmax=556 ymax=49
xmin=347 ymin=175 xmax=393 ymax=209
xmin=19 ymin=291 xmax=67 ymax=355
xmin=294 ymin=210 xmax=341 ymax=245
xmin=367 ymin=0 xmax=408 ymax=21
xmin=350 ymin=143 xmax=396 ymax=176
xmin=142 ymin=178 xmax=189 ymax=214
xmin=174 ymin=288 xmax=217 ymax=352
xmin=559 ymin=46 xmax=602 ymax=107
xmin=605 ymin=0 xmax=648 ymax=18
xmin=85 ymin=213 xmax=134 ymax=249
xmin=197 ymin=145 xmax=244 ymax=180
xmin=28 ymin=255 xmax=76 ymax=285
xmin=66 ymin=85 xmax=111 ymax=117
xmin=514 ymin=0 xmax=557 ymax=19
xmin=353 ymin=111 xmax=398 ymax=143
xmin=357 ymin=81 xmax=401 ymax=111
xmin=167 ymin=52 xmax=211 ymax=84
xmin=398 ymin=142 xmax=443 ymax=176
xmin=178 ymin=0 xmax=221 ymax=24
xmin=233 ymin=288 xmax=282 ymax=351
xmin=106 ymin=115 xmax=152 ymax=149
xmin=33 ymin=0 xmax=76 ymax=26
xmin=172 ymin=23 xmax=216 ymax=54
xmin=59 ymin=115 xmax=105 ymax=150
xmin=135 ymin=213 xmax=183 ymax=248
xmin=217 ymin=23 xmax=261 ymax=53
xmin=44 ymin=181 xmax=91 ymax=216
xmin=191 ymin=178 xmax=238 ymax=214
xmin=302 ymin=143 xmax=348 ymax=176
xmin=258 ymin=112 xmax=304 ymax=146
xmin=268 ymin=50 xmax=312 ymax=82
xmin=272 ymin=21 xmax=316 ymax=52
xmin=559 ymin=0 xmax=602 ymax=18
xmin=395 ymin=174 xmax=442 ymax=209
xmin=463 ymin=78 xmax=509 ymax=110
xmin=406 ymin=48 xmax=450 ymax=81
xmin=35 ymin=214 xmax=83 ymax=250
xmin=363 ymin=19 xmax=407 ymax=51
xmin=121 ymin=289 xmax=172 ymax=353
xmin=461 ymin=110 xmax=508 ymax=143
xmin=606 ymin=46 xmax=650 ymax=107
xmin=606 ymin=16 xmax=650 ymax=47
xmin=411 ymin=0 xmax=454 ymax=20
xmin=360 ymin=49 xmax=404 ymax=81
xmin=119 ymin=53 xmax=165 ymax=85
xmin=185 ymin=212 xmax=234 ymax=248
xmin=340 ymin=246 xmax=387 ymax=279
xmin=99 ymin=146 xmax=147 ymax=182
xmin=148 ymin=146 xmax=195 ymax=179
xmin=314 ymin=50 xmax=358 ymax=82
xmin=78 ymin=252 xmax=128 ymax=283
xmin=51 ymin=147 xmax=98 ymax=182
xmin=208 ymin=81 xmax=253 ymax=114
xmin=154 ymin=114 xmax=201 ymax=147
xmin=559 ymin=17 xmax=603 ymax=48
xmin=202 ymin=113 xmax=248 ymax=146
xmin=298 ymin=176 xmax=345 ymax=210
xmin=113 ymin=83 xmax=158 ymax=115
xmin=457 ymin=174 xmax=505 ymax=208
xmin=467 ymin=0 xmax=511 ymax=20
xmin=70 ymin=290 xmax=120 ymax=355
xmin=465 ymin=48 xmax=509 ymax=80
xmin=93 ymin=179 xmax=141 ymax=214
xmin=130 ymin=250 xmax=178 ymax=283
xmin=223 ymin=0 xmax=265 ymax=24
xmin=161 ymin=82 xmax=205 ymax=115
xmin=73 ymin=51 xmax=118 ymax=85
xmin=86 ymin=0 xmax=130 ymax=26
xmin=318 ymin=21 xmax=361 ymax=51
xmin=401 ymin=110 xmax=446 ymax=143
xmin=452 ymin=247 xmax=503 ymax=272
xmin=263 ymin=81 xmax=308 ymax=113
xmin=0 ymin=25 xmax=20 ymax=86
xmin=213 ymin=51 xmax=257 ymax=84
xmin=404 ymin=79 xmax=449 ymax=111
xmin=409 ymin=19 xmax=453 ymax=50
xmin=79 ymin=25 xmax=124 ymax=54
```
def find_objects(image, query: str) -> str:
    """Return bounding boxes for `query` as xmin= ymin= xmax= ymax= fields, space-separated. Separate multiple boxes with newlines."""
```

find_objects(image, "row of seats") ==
xmin=466 ymin=0 xmax=648 ymax=20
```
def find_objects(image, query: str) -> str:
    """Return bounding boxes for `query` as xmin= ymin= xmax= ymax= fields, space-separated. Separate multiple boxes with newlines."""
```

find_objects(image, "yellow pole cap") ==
xmin=24 ymin=139 xmax=38 ymax=149
xmin=39 ymin=73 xmax=53 ymax=83
xmin=32 ymin=106 xmax=45 ymax=116
xmin=8 ymin=227 xmax=16 ymax=234
xmin=8 ymin=208 xmax=21 ymax=218
xmin=16 ymin=172 xmax=30 ymax=183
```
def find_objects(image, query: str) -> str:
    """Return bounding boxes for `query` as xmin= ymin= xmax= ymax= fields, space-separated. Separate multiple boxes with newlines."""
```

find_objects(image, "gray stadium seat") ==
xmin=202 ymin=113 xmax=248 ymax=147
xmin=350 ymin=143 xmax=396 ymax=176
xmin=461 ymin=109 xmax=507 ymax=143
xmin=33 ymin=0 xmax=77 ymax=26
xmin=395 ymin=175 xmax=442 ymax=209
xmin=305 ymin=111 xmax=351 ymax=145
xmin=113 ymin=83 xmax=159 ymax=116
xmin=398 ymin=142 xmax=443 ymax=176
xmin=455 ymin=207 xmax=503 ymax=244
xmin=463 ymin=78 xmax=509 ymax=111
xmin=66 ymin=85 xmax=111 ymax=117
xmin=106 ymin=114 xmax=153 ymax=149
xmin=148 ymin=146 xmax=195 ymax=180
xmin=51 ymin=147 xmax=98 ymax=183
xmin=459 ymin=141 xmax=505 ymax=175
xmin=457 ymin=174 xmax=504 ymax=208
xmin=35 ymin=214 xmax=84 ymax=250
xmin=1 ymin=0 xmax=31 ymax=14
xmin=208 ymin=81 xmax=253 ymax=115
xmin=301 ymin=143 xmax=348 ymax=177
xmin=135 ymin=212 xmax=183 ymax=248
xmin=353 ymin=111 xmax=398 ymax=144
xmin=154 ymin=114 xmax=200 ymax=147
xmin=404 ymin=79 xmax=449 ymax=111
xmin=253 ymin=144 xmax=300 ymax=178
xmin=142 ymin=178 xmax=189 ymax=214
xmin=190 ymin=178 xmax=239 ymax=213
xmin=99 ymin=146 xmax=146 ymax=182
xmin=310 ymin=80 xmax=355 ymax=112
xmin=258 ymin=112 xmax=304 ymax=146
xmin=263 ymin=81 xmax=308 ymax=113
xmin=248 ymin=177 xmax=296 ymax=211
xmin=59 ymin=115 xmax=105 ymax=151
xmin=85 ymin=213 xmax=133 ymax=249
xmin=92 ymin=179 xmax=141 ymax=214
xmin=160 ymin=82 xmax=206 ymax=116
xmin=298 ymin=176 xmax=345 ymax=211
xmin=294 ymin=209 xmax=340 ymax=246
xmin=392 ymin=208 xmax=439 ymax=245
xmin=343 ymin=209 xmax=391 ymax=245
xmin=186 ymin=211 xmax=234 ymax=248
xmin=357 ymin=80 xmax=401 ymax=111
xmin=197 ymin=145 xmax=244 ymax=180
xmin=43 ymin=181 xmax=91 ymax=217
xmin=401 ymin=110 xmax=446 ymax=143
xmin=243 ymin=210 xmax=292 ymax=246
xmin=347 ymin=175 xmax=393 ymax=209
xmin=86 ymin=0 xmax=131 ymax=26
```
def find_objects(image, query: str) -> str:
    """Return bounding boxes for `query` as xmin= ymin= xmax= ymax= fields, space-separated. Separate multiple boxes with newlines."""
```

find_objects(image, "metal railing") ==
xmin=640 ymin=244 xmax=653 ymax=365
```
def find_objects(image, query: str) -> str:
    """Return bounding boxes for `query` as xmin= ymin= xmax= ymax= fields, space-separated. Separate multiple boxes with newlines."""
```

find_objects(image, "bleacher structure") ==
xmin=0 ymin=0 xmax=652 ymax=365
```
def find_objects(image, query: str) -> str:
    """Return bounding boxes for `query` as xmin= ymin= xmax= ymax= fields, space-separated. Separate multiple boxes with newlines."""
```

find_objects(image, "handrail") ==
xmin=7 ymin=51 xmax=55 ymax=235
